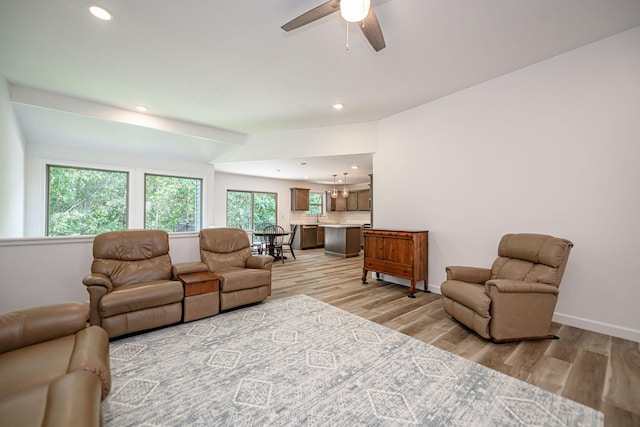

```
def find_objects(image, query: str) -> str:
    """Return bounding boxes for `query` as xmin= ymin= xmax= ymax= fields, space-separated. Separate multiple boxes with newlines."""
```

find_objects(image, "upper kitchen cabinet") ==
xmin=347 ymin=189 xmax=370 ymax=211
xmin=291 ymin=188 xmax=310 ymax=211
xmin=357 ymin=189 xmax=370 ymax=211
xmin=347 ymin=192 xmax=358 ymax=211
xmin=326 ymin=192 xmax=347 ymax=211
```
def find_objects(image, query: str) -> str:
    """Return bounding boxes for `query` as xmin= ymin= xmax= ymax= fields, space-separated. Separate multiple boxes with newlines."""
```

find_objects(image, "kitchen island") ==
xmin=323 ymin=224 xmax=362 ymax=258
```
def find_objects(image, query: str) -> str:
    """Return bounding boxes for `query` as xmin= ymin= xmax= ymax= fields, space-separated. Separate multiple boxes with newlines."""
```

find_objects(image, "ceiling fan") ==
xmin=281 ymin=0 xmax=386 ymax=52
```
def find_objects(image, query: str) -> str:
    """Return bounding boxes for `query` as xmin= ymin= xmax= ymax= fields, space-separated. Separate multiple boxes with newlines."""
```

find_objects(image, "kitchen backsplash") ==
xmin=289 ymin=210 xmax=371 ymax=225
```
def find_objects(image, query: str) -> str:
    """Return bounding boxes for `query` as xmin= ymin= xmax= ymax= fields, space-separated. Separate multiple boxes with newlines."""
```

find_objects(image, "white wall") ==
xmin=0 ymin=233 xmax=200 ymax=313
xmin=0 ymin=77 xmax=25 ymax=237
xmin=374 ymin=27 xmax=640 ymax=342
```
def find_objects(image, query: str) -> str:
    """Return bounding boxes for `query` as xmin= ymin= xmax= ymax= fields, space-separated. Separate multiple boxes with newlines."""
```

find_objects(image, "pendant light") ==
xmin=342 ymin=172 xmax=349 ymax=198
xmin=331 ymin=174 xmax=338 ymax=198
xmin=340 ymin=0 xmax=371 ymax=22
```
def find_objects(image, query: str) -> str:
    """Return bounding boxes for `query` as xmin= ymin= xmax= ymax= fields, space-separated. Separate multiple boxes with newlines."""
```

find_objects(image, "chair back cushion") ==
xmin=491 ymin=233 xmax=573 ymax=286
xmin=200 ymin=228 xmax=252 ymax=272
xmin=91 ymin=230 xmax=172 ymax=287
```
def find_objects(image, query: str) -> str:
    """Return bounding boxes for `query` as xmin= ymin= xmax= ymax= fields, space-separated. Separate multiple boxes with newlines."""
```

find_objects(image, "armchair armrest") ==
xmin=247 ymin=255 xmax=273 ymax=270
xmin=172 ymin=261 xmax=208 ymax=279
xmin=0 ymin=302 xmax=89 ymax=354
xmin=486 ymin=279 xmax=559 ymax=295
xmin=82 ymin=273 xmax=113 ymax=292
xmin=445 ymin=266 xmax=492 ymax=284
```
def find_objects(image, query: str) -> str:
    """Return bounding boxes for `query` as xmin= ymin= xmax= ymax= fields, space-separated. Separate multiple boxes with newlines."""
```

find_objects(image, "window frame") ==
xmin=143 ymin=173 xmax=203 ymax=233
xmin=306 ymin=192 xmax=324 ymax=215
xmin=46 ymin=164 xmax=130 ymax=236
xmin=226 ymin=189 xmax=278 ymax=231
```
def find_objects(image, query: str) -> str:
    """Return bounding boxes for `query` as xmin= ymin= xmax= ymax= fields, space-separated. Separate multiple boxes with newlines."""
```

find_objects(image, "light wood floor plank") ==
xmin=605 ymin=337 xmax=640 ymax=414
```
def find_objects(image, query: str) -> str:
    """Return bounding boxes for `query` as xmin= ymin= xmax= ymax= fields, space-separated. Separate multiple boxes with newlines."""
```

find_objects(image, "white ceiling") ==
xmin=1 ymin=0 xmax=639 ymax=183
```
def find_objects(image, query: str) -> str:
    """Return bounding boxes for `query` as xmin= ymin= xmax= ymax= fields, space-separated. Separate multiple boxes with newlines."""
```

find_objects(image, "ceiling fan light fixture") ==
xmin=340 ymin=0 xmax=370 ymax=23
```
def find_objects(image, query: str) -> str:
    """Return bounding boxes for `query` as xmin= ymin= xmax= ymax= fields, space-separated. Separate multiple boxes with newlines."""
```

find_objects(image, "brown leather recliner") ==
xmin=440 ymin=233 xmax=573 ymax=342
xmin=174 ymin=228 xmax=273 ymax=311
xmin=0 ymin=302 xmax=110 ymax=426
xmin=83 ymin=229 xmax=184 ymax=338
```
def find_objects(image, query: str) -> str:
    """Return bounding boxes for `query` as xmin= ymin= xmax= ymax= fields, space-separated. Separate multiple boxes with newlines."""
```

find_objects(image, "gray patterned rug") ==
xmin=104 ymin=294 xmax=603 ymax=426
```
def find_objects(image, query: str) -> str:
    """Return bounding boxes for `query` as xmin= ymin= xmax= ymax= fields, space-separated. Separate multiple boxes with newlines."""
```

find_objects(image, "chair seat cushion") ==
xmin=100 ymin=280 xmax=183 ymax=317
xmin=440 ymin=280 xmax=491 ymax=318
xmin=218 ymin=268 xmax=271 ymax=293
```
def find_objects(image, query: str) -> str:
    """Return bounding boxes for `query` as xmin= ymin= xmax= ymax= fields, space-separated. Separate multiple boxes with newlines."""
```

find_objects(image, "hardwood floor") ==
xmin=270 ymin=249 xmax=640 ymax=427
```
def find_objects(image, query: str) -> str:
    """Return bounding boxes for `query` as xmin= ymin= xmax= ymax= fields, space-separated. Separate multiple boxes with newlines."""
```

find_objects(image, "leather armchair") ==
xmin=83 ymin=229 xmax=184 ymax=338
xmin=440 ymin=233 xmax=573 ymax=342
xmin=0 ymin=302 xmax=110 ymax=426
xmin=175 ymin=228 xmax=273 ymax=311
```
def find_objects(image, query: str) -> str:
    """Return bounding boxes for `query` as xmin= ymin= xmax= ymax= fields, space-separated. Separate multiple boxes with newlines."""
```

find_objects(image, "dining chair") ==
xmin=263 ymin=225 xmax=286 ymax=262
xmin=283 ymin=224 xmax=297 ymax=261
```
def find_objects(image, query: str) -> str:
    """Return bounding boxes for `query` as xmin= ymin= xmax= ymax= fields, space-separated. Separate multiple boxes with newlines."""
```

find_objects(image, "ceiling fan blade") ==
xmin=359 ymin=7 xmax=386 ymax=51
xmin=281 ymin=0 xmax=341 ymax=32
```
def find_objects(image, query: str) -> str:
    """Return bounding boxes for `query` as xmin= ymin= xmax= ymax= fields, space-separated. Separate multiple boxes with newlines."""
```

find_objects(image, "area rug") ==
xmin=104 ymin=294 xmax=603 ymax=426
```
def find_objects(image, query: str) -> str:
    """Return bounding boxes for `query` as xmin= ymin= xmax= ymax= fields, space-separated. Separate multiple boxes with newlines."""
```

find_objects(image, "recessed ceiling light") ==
xmin=89 ymin=4 xmax=112 ymax=21
xmin=351 ymin=165 xmax=359 ymax=169
xmin=135 ymin=105 xmax=149 ymax=112
xmin=333 ymin=103 xmax=344 ymax=110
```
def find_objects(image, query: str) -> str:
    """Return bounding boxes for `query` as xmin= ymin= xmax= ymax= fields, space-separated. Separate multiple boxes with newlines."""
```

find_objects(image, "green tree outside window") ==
xmin=145 ymin=174 xmax=202 ymax=232
xmin=307 ymin=192 xmax=323 ymax=215
xmin=226 ymin=190 xmax=277 ymax=231
xmin=47 ymin=165 xmax=128 ymax=236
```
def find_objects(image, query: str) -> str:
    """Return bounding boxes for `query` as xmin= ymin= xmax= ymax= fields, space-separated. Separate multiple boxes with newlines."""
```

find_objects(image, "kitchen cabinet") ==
xmin=324 ymin=225 xmax=362 ymax=258
xmin=357 ymin=189 xmax=370 ymax=211
xmin=291 ymin=224 xmax=320 ymax=249
xmin=291 ymin=188 xmax=310 ymax=211
xmin=317 ymin=226 xmax=325 ymax=247
xmin=362 ymin=229 xmax=429 ymax=298
xmin=326 ymin=192 xmax=347 ymax=211
xmin=347 ymin=192 xmax=358 ymax=211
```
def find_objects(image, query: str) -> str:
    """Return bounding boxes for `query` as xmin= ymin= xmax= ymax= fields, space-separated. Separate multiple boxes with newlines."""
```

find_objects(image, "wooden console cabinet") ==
xmin=361 ymin=229 xmax=429 ymax=298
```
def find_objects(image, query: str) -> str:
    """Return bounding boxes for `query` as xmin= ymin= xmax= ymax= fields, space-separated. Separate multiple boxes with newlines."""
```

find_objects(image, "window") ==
xmin=307 ymin=192 xmax=323 ymax=215
xmin=47 ymin=165 xmax=128 ymax=236
xmin=145 ymin=174 xmax=202 ymax=232
xmin=226 ymin=190 xmax=277 ymax=231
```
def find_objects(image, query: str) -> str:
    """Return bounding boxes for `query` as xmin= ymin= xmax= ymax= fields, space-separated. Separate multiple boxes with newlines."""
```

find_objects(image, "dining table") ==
xmin=253 ymin=229 xmax=290 ymax=259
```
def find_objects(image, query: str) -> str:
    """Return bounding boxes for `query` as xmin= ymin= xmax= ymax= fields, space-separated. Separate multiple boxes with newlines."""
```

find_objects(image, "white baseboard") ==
xmin=552 ymin=312 xmax=640 ymax=343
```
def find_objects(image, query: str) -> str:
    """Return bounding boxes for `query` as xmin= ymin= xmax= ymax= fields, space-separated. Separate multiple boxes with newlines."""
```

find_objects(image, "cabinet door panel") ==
xmin=357 ymin=190 xmax=370 ymax=211
xmin=382 ymin=238 xmax=414 ymax=265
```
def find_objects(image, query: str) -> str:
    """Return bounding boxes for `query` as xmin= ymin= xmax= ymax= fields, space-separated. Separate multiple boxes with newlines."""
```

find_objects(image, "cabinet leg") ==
xmin=408 ymin=281 xmax=417 ymax=298
xmin=362 ymin=269 xmax=368 ymax=284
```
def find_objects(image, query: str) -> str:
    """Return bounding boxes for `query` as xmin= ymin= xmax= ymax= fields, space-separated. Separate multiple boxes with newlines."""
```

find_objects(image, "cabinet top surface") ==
xmin=364 ymin=228 xmax=429 ymax=233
